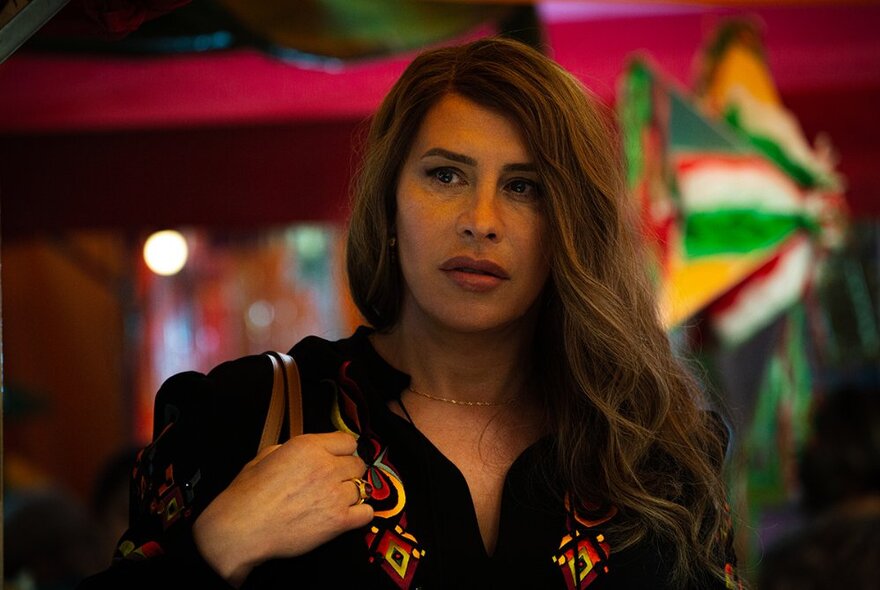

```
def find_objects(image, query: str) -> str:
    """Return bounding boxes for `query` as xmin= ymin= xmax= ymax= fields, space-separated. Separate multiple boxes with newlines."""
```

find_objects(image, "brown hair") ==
xmin=347 ymin=36 xmax=734 ymax=586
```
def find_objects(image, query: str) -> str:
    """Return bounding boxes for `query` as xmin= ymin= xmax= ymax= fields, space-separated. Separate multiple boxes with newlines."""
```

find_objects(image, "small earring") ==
xmin=389 ymin=236 xmax=397 ymax=248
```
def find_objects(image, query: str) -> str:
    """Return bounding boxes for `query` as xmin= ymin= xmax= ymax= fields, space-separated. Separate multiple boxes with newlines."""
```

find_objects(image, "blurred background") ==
xmin=2 ymin=1 xmax=878 ymax=588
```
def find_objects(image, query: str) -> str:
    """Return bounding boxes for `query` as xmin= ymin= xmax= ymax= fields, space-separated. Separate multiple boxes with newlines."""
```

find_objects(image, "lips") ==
xmin=439 ymin=257 xmax=510 ymax=279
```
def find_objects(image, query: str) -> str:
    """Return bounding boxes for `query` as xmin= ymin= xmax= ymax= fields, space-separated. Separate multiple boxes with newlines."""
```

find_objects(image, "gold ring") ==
xmin=350 ymin=477 xmax=372 ymax=506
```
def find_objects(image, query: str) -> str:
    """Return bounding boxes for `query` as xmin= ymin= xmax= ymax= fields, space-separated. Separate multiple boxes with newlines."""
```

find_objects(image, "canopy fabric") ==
xmin=1 ymin=2 xmax=878 ymax=239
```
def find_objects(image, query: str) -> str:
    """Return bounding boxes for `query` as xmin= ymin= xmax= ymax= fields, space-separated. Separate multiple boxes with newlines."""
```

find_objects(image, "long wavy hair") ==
xmin=347 ymin=36 xmax=733 ymax=586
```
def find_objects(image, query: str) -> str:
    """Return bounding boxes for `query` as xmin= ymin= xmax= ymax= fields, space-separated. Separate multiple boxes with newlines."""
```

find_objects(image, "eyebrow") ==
xmin=420 ymin=147 xmax=535 ymax=173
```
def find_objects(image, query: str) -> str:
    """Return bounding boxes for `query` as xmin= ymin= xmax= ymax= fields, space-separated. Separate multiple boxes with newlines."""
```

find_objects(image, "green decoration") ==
xmin=683 ymin=210 xmax=811 ymax=258
xmin=619 ymin=59 xmax=654 ymax=189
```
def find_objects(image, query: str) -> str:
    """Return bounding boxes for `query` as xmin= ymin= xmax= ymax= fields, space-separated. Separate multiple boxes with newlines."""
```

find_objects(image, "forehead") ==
xmin=408 ymin=93 xmax=532 ymax=163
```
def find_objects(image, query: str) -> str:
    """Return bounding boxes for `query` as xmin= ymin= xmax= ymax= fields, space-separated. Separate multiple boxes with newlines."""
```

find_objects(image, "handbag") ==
xmin=257 ymin=352 xmax=303 ymax=452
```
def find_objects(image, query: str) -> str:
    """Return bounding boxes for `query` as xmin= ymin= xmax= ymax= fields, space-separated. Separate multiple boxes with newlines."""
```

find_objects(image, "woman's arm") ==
xmin=79 ymin=355 xmax=372 ymax=588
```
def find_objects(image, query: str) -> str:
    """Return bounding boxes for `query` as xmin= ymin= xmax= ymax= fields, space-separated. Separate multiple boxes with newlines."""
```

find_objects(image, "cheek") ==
xmin=395 ymin=201 xmax=422 ymax=253
xmin=394 ymin=182 xmax=417 ymax=245
xmin=527 ymin=229 xmax=552 ymax=294
xmin=396 ymin=189 xmax=453 ymax=249
xmin=522 ymin=216 xmax=550 ymax=270
xmin=395 ymin=203 xmax=434 ymax=278
xmin=395 ymin=173 xmax=430 ymax=232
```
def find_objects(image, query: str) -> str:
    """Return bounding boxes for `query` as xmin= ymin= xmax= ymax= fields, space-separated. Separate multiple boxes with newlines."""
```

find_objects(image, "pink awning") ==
xmin=1 ymin=2 xmax=878 ymax=237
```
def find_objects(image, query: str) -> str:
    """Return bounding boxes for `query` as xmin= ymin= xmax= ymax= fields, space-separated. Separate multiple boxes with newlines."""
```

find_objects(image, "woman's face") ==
xmin=394 ymin=93 xmax=550 ymax=335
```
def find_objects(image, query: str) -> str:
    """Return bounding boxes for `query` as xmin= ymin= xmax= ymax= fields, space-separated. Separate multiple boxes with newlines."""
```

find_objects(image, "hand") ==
xmin=192 ymin=432 xmax=374 ymax=587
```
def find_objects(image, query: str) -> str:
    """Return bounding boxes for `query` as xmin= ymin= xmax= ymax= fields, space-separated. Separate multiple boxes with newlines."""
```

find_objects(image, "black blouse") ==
xmin=77 ymin=327 xmax=738 ymax=590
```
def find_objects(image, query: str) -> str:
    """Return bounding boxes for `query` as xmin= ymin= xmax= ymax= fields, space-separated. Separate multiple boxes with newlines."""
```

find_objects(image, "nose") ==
xmin=457 ymin=183 xmax=500 ymax=242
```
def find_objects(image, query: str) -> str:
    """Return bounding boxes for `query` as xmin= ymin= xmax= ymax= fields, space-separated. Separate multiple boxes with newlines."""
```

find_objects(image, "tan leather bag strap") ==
xmin=257 ymin=352 xmax=302 ymax=453
xmin=278 ymin=352 xmax=303 ymax=438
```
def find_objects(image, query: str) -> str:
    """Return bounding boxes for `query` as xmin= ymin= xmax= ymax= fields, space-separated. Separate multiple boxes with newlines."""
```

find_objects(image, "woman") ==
xmin=79 ymin=37 xmax=739 ymax=589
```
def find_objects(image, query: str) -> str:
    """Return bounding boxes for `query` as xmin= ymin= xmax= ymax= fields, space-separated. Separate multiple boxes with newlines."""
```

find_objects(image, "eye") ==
xmin=505 ymin=178 xmax=539 ymax=199
xmin=427 ymin=167 xmax=463 ymax=185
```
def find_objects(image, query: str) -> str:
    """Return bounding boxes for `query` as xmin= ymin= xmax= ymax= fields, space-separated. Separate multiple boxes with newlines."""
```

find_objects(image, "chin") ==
xmin=429 ymin=304 xmax=536 ymax=336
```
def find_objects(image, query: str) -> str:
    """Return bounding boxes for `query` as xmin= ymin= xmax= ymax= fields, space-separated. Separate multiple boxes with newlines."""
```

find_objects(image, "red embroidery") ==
xmin=333 ymin=361 xmax=423 ymax=589
xmin=553 ymin=494 xmax=617 ymax=589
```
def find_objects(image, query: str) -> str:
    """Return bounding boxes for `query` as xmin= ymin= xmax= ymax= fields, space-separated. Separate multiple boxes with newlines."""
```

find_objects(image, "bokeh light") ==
xmin=143 ymin=230 xmax=189 ymax=276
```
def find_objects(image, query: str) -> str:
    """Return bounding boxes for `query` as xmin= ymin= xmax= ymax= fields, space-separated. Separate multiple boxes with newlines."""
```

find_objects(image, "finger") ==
xmin=346 ymin=478 xmax=372 ymax=506
xmin=276 ymin=432 xmax=356 ymax=457
xmin=317 ymin=456 xmax=366 ymax=487
xmin=346 ymin=478 xmax=362 ymax=507
xmin=346 ymin=475 xmax=375 ymax=507
xmin=338 ymin=455 xmax=368 ymax=480
xmin=313 ymin=431 xmax=359 ymax=456
xmin=346 ymin=503 xmax=375 ymax=529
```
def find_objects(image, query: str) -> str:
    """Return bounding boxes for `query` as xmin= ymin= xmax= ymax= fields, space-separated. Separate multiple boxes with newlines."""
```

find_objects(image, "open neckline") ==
xmin=348 ymin=325 xmax=552 ymax=558
xmin=385 ymin=395 xmax=550 ymax=559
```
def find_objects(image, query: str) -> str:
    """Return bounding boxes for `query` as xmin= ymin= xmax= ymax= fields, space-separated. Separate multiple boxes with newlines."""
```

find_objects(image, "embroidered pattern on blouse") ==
xmin=553 ymin=493 xmax=617 ymax=590
xmin=331 ymin=361 xmax=423 ymax=589
xmin=118 ymin=422 xmax=202 ymax=561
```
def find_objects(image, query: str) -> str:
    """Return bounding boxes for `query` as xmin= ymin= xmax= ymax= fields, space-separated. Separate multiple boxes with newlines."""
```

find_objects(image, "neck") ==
xmin=371 ymin=315 xmax=537 ymax=406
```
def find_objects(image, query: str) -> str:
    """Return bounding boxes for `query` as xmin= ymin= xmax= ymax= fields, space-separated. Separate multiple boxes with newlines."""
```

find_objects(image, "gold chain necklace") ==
xmin=406 ymin=385 xmax=513 ymax=407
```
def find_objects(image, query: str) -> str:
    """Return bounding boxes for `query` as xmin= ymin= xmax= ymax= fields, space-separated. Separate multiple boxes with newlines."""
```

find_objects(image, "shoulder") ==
xmin=151 ymin=355 xmax=274 ymax=439
xmin=154 ymin=327 xmax=374 ymax=425
xmin=148 ymin=327 xmax=381 ymax=452
xmin=143 ymin=355 xmax=279 ymax=495
xmin=289 ymin=326 xmax=405 ymax=400
xmin=288 ymin=326 xmax=377 ymax=378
